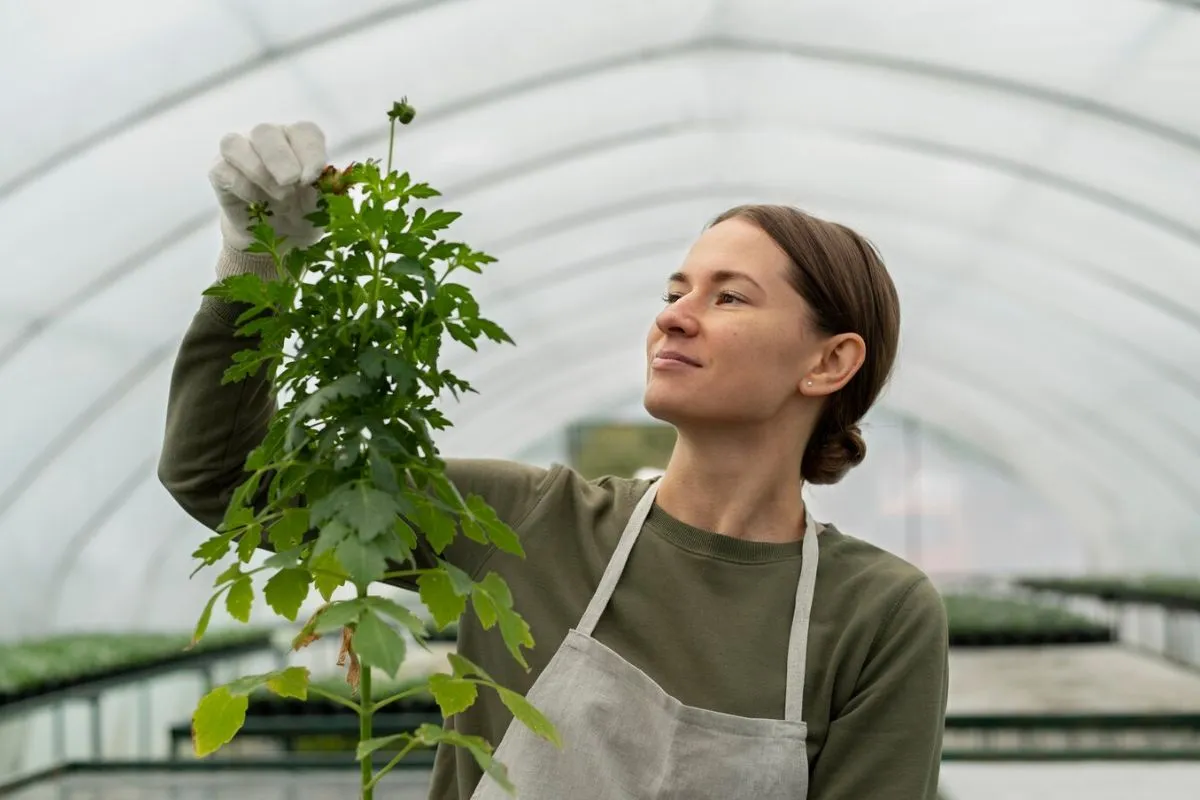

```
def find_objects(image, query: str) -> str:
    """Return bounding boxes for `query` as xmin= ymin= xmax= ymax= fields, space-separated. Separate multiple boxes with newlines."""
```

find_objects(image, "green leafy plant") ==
xmin=186 ymin=98 xmax=558 ymax=798
xmin=0 ymin=629 xmax=269 ymax=700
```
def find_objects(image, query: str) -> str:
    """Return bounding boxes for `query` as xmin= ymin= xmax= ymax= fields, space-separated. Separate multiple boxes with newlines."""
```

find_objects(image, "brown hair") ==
xmin=709 ymin=204 xmax=901 ymax=485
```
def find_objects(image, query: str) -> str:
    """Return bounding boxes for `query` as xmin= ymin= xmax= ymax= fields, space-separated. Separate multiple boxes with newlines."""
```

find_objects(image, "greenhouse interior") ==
xmin=4 ymin=0 xmax=1200 ymax=798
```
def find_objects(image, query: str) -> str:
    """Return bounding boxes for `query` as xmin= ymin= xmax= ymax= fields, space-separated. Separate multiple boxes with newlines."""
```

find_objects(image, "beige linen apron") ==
xmin=471 ymin=479 xmax=820 ymax=799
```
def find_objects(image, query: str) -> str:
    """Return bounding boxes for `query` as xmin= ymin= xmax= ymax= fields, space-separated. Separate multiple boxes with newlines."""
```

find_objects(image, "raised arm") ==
xmin=158 ymin=122 xmax=551 ymax=584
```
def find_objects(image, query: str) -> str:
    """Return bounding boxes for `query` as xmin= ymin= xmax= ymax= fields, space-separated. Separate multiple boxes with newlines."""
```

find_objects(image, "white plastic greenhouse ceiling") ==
xmin=3 ymin=0 xmax=1200 ymax=648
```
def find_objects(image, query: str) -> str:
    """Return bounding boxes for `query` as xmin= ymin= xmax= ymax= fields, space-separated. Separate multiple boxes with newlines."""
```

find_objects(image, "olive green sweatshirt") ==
xmin=159 ymin=293 xmax=949 ymax=800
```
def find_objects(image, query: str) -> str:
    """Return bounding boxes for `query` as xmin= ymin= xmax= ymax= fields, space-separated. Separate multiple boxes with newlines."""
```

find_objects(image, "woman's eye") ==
xmin=717 ymin=291 xmax=744 ymax=304
xmin=661 ymin=292 xmax=682 ymax=303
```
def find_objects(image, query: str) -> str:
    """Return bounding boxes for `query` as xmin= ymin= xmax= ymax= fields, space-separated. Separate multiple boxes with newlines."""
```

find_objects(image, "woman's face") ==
xmin=643 ymin=217 xmax=826 ymax=428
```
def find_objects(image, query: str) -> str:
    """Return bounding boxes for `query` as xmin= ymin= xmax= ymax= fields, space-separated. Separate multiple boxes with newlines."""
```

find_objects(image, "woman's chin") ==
xmin=643 ymin=388 xmax=707 ymax=426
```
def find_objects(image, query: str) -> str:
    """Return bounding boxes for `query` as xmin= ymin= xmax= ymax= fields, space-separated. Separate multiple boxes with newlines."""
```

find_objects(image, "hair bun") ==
xmin=802 ymin=423 xmax=867 ymax=485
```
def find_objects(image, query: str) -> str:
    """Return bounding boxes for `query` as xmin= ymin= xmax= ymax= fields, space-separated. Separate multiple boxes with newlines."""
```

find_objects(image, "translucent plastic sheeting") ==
xmin=4 ymin=0 xmax=1200 ymax=638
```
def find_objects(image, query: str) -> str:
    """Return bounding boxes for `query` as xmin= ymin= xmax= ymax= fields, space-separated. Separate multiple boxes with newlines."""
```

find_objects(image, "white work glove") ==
xmin=209 ymin=121 xmax=328 ymax=281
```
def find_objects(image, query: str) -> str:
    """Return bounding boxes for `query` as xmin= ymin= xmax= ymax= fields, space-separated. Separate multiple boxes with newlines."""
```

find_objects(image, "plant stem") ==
xmin=367 ymin=739 xmax=420 ymax=792
xmin=359 ymin=586 xmax=374 ymax=800
xmin=387 ymin=118 xmax=397 ymax=174
xmin=306 ymin=686 xmax=362 ymax=714
xmin=371 ymin=685 xmax=429 ymax=713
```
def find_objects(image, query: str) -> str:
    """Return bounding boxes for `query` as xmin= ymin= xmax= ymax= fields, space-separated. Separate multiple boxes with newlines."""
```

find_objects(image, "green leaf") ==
xmin=362 ymin=197 xmax=386 ymax=232
xmin=413 ymin=500 xmax=456 ymax=554
xmin=418 ymin=570 xmax=466 ymax=629
xmin=353 ymin=610 xmax=406 ymax=677
xmin=312 ymin=482 xmax=401 ymax=542
xmin=206 ymin=272 xmax=271 ymax=310
xmin=374 ymin=527 xmax=414 ymax=567
xmin=225 ymin=672 xmax=274 ymax=695
xmin=213 ymin=562 xmax=241 ymax=587
xmin=336 ymin=535 xmax=387 ymax=586
xmin=219 ymin=505 xmax=256 ymax=534
xmin=225 ymin=577 xmax=253 ymax=623
xmin=495 ymin=685 xmax=561 ymax=747
xmin=343 ymin=484 xmax=402 ymax=541
xmin=475 ymin=318 xmax=513 ymax=345
xmin=409 ymin=183 xmax=442 ymax=200
xmin=428 ymin=673 xmax=478 ymax=717
xmin=357 ymin=733 xmax=412 ymax=760
xmin=447 ymin=652 xmax=494 ymax=681
xmin=476 ymin=571 xmax=514 ymax=608
xmin=216 ymin=667 xmax=308 ymax=706
xmin=497 ymin=610 xmax=535 ymax=671
xmin=192 ymin=687 xmax=249 ymax=757
xmin=386 ymin=256 xmax=425 ymax=278
xmin=313 ymin=599 xmax=366 ymax=634
xmin=442 ymin=560 xmax=476 ymax=597
xmin=262 ymin=546 xmax=304 ymax=569
xmin=313 ymin=520 xmax=351 ymax=557
xmin=460 ymin=516 xmax=488 ymax=545
xmin=263 ymin=568 xmax=311 ymax=621
xmin=473 ymin=573 xmax=533 ymax=669
xmin=471 ymin=585 xmax=499 ymax=629
xmin=266 ymin=666 xmax=310 ymax=700
xmin=365 ymin=597 xmax=428 ymax=638
xmin=269 ymin=508 xmax=310 ymax=551
xmin=367 ymin=442 xmax=399 ymax=493
xmin=288 ymin=375 xmax=369 ymax=444
xmin=192 ymin=531 xmax=235 ymax=564
xmin=237 ymin=525 xmax=261 ymax=562
xmin=446 ymin=322 xmax=478 ymax=350
xmin=190 ymin=591 xmax=221 ymax=648
xmin=413 ymin=724 xmax=511 ymax=794
xmin=467 ymin=494 xmax=524 ymax=557
xmin=394 ymin=517 xmax=418 ymax=551
xmin=311 ymin=549 xmax=347 ymax=601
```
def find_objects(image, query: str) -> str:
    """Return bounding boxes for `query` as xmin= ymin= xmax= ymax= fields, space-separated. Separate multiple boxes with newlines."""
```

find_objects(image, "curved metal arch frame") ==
xmin=0 ymin=0 xmax=471 ymax=199
xmin=464 ymin=194 xmax=1200 ymax=406
xmin=7 ymin=0 xmax=1200 ymax=204
xmin=437 ymin=348 xmax=1139 ymax=565
xmin=4 ymin=146 xmax=1199 ymax=542
xmin=26 ymin=301 xmax=1153 ymax=614
xmin=7 ymin=38 xmax=1200 ymax=371
xmin=6 ymin=25 xmax=1200 ymax=357
xmin=28 ymin=313 xmax=1163 ymax=618
xmin=2 ymin=4 xmax=1200 ymax=575
xmin=39 ymin=456 xmax=158 ymax=628
xmin=443 ymin=210 xmax=1200 ymax=454
xmin=0 ymin=343 xmax=173 ymax=522
xmin=28 ymin=399 xmax=1121 ymax=633
xmin=9 ymin=109 xmax=1196 ymax=374
xmin=6 ymin=108 xmax=1198 ymax=411
xmin=441 ymin=301 xmax=1200 ymax=516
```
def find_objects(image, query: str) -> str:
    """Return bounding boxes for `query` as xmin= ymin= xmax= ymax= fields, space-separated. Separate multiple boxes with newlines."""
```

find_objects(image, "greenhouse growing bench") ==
xmin=168 ymin=710 xmax=443 ymax=758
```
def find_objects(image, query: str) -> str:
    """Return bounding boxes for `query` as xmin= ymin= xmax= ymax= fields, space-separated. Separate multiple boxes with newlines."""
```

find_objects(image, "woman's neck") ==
xmin=654 ymin=425 xmax=809 ymax=544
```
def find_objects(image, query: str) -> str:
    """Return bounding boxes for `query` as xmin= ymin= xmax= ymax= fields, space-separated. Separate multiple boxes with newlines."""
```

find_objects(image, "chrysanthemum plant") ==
xmin=185 ymin=99 xmax=558 ymax=799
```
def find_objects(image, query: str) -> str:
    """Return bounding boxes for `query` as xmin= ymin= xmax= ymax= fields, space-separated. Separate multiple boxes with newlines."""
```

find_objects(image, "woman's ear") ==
xmin=800 ymin=333 xmax=866 ymax=396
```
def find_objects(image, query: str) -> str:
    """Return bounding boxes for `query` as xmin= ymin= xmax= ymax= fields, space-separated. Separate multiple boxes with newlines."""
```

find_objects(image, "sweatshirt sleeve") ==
xmin=809 ymin=576 xmax=950 ymax=800
xmin=157 ymin=294 xmax=554 ymax=582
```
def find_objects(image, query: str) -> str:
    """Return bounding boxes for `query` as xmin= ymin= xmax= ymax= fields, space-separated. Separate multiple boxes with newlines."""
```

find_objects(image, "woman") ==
xmin=161 ymin=122 xmax=949 ymax=799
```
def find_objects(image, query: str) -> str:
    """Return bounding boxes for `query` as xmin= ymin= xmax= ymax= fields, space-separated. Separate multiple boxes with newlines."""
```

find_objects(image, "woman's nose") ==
xmin=655 ymin=295 xmax=700 ymax=337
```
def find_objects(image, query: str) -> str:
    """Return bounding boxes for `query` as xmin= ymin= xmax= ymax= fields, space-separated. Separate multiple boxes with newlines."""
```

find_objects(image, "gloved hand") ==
xmin=209 ymin=121 xmax=328 ymax=280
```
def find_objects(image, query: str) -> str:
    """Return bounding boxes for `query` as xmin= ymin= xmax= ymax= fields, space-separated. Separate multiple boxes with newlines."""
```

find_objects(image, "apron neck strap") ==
xmin=576 ymin=479 xmax=661 ymax=637
xmin=784 ymin=510 xmax=821 ymax=722
xmin=575 ymin=479 xmax=822 ymax=723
